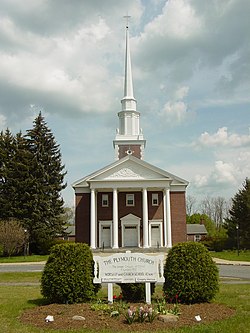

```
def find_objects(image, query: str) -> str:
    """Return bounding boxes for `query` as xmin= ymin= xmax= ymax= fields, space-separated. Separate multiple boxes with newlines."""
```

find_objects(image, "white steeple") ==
xmin=113 ymin=22 xmax=146 ymax=160
xmin=121 ymin=24 xmax=136 ymax=111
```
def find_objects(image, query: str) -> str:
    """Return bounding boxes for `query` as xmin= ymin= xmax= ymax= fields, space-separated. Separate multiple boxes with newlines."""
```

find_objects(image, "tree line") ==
xmin=186 ymin=179 xmax=250 ymax=250
xmin=0 ymin=112 xmax=66 ymax=254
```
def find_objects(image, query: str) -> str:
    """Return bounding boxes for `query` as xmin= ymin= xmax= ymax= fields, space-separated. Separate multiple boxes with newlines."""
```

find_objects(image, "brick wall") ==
xmin=148 ymin=191 xmax=163 ymax=220
xmin=75 ymin=193 xmax=90 ymax=244
xmin=170 ymin=191 xmax=187 ymax=244
xmin=75 ymin=190 xmax=187 ymax=247
xmin=118 ymin=145 xmax=141 ymax=159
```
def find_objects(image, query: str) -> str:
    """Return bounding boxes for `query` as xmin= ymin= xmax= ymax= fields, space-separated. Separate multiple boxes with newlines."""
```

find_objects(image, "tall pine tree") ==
xmin=225 ymin=178 xmax=250 ymax=249
xmin=25 ymin=112 xmax=67 ymax=253
xmin=0 ymin=129 xmax=17 ymax=218
xmin=12 ymin=132 xmax=34 ymax=221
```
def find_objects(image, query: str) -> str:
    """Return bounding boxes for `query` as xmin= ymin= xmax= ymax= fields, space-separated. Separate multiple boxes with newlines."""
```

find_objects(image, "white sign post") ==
xmin=93 ymin=252 xmax=165 ymax=304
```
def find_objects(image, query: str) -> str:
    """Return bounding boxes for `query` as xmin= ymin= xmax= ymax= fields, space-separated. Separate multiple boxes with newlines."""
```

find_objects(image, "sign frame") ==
xmin=93 ymin=252 xmax=165 ymax=304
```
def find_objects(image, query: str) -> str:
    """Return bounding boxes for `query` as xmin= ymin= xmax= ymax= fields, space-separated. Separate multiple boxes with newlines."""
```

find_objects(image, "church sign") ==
xmin=93 ymin=252 xmax=165 ymax=284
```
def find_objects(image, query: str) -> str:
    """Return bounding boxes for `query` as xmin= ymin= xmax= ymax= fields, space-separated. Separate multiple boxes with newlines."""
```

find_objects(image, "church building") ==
xmin=72 ymin=25 xmax=188 ymax=250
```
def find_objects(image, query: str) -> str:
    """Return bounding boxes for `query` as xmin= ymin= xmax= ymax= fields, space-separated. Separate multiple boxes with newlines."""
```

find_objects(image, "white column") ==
xmin=166 ymin=188 xmax=172 ymax=248
xmin=143 ymin=188 xmax=149 ymax=248
xmin=113 ymin=188 xmax=119 ymax=249
xmin=163 ymin=190 xmax=167 ymax=247
xmin=90 ymin=189 xmax=96 ymax=249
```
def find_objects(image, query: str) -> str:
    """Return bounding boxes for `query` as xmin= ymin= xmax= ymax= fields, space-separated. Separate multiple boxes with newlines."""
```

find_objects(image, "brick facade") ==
xmin=75 ymin=189 xmax=187 ymax=248
xmin=170 ymin=192 xmax=187 ymax=244
xmin=118 ymin=145 xmax=142 ymax=159
xmin=75 ymin=193 xmax=90 ymax=244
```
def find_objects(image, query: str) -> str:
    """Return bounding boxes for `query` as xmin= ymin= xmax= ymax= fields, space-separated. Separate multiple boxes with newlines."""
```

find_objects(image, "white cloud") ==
xmin=192 ymin=151 xmax=250 ymax=196
xmin=159 ymin=85 xmax=191 ymax=124
xmin=144 ymin=0 xmax=202 ymax=39
xmin=0 ymin=16 xmax=119 ymax=116
xmin=174 ymin=86 xmax=189 ymax=100
xmin=193 ymin=174 xmax=208 ymax=187
xmin=198 ymin=127 xmax=250 ymax=148
xmin=213 ymin=160 xmax=238 ymax=184
xmin=160 ymin=100 xmax=188 ymax=124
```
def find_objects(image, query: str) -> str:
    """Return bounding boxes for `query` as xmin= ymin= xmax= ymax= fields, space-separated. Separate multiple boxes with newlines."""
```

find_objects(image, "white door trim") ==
xmin=120 ymin=214 xmax=141 ymax=247
xmin=99 ymin=220 xmax=112 ymax=248
xmin=149 ymin=220 xmax=163 ymax=247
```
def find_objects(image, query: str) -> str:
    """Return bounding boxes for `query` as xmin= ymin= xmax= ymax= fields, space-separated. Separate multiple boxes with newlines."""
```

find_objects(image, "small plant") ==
xmin=90 ymin=302 xmax=111 ymax=314
xmin=144 ymin=305 xmax=158 ymax=323
xmin=113 ymin=292 xmax=123 ymax=301
xmin=165 ymin=293 xmax=181 ymax=316
xmin=156 ymin=297 xmax=168 ymax=315
xmin=91 ymin=299 xmax=127 ymax=318
xmin=124 ymin=306 xmax=137 ymax=324
xmin=137 ymin=306 xmax=147 ymax=323
xmin=110 ymin=310 xmax=119 ymax=318
xmin=123 ymin=304 xmax=158 ymax=324
xmin=156 ymin=295 xmax=181 ymax=316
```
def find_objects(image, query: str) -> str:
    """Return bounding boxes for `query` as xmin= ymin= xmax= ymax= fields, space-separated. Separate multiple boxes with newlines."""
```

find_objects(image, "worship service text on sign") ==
xmin=93 ymin=252 xmax=165 ymax=283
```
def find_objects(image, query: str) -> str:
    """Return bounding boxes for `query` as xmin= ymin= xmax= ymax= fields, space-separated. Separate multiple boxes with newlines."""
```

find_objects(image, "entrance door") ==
xmin=124 ymin=225 xmax=138 ymax=247
xmin=121 ymin=214 xmax=141 ymax=248
xmin=151 ymin=225 xmax=161 ymax=247
xmin=100 ymin=225 xmax=111 ymax=248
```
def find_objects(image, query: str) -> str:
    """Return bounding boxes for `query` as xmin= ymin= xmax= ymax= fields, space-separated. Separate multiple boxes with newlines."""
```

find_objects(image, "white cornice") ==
xmin=72 ymin=155 xmax=188 ymax=192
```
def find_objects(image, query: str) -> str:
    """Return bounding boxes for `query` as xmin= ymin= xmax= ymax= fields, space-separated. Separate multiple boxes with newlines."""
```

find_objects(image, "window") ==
xmin=152 ymin=193 xmax=159 ymax=206
xmin=126 ymin=194 xmax=135 ymax=206
xmin=194 ymin=234 xmax=201 ymax=242
xmin=102 ymin=194 xmax=109 ymax=207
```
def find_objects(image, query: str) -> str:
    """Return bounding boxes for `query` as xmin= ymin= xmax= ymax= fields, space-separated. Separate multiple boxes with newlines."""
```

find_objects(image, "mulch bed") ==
xmin=20 ymin=302 xmax=236 ymax=331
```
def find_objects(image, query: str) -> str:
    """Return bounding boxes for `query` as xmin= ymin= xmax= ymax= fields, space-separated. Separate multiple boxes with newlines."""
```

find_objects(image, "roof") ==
xmin=72 ymin=155 xmax=189 ymax=190
xmin=186 ymin=224 xmax=208 ymax=235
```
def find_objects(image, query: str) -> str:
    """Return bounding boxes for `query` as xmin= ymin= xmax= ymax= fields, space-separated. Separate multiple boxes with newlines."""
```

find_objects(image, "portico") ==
xmin=88 ymin=185 xmax=172 ymax=249
xmin=73 ymin=155 xmax=188 ymax=250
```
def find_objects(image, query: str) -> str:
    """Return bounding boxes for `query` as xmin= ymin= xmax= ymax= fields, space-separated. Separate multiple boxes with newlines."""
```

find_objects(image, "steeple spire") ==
xmin=123 ymin=23 xmax=134 ymax=99
xmin=121 ymin=20 xmax=136 ymax=112
xmin=113 ymin=20 xmax=146 ymax=160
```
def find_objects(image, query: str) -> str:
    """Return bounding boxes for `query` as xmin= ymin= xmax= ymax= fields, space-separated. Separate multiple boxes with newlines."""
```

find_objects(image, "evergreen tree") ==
xmin=0 ymin=129 xmax=16 ymax=218
xmin=0 ymin=114 xmax=66 ymax=253
xmin=25 ymin=112 xmax=67 ymax=253
xmin=225 ymin=178 xmax=250 ymax=249
xmin=0 ymin=130 xmax=34 ymax=222
xmin=12 ymin=132 xmax=34 ymax=222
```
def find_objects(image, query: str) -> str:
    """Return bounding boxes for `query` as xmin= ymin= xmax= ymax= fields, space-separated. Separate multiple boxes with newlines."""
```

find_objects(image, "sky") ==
xmin=0 ymin=0 xmax=249 ymax=207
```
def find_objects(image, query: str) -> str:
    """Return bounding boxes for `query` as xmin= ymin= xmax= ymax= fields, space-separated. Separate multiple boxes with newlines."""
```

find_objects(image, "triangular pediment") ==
xmin=72 ymin=155 xmax=188 ymax=188
xmin=120 ymin=213 xmax=141 ymax=222
xmin=93 ymin=159 xmax=168 ymax=181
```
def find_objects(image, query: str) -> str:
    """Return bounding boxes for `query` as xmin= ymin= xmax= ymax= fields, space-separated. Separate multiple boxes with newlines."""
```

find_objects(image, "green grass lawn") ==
xmin=0 ymin=271 xmax=250 ymax=333
xmin=0 ymin=254 xmax=48 ymax=263
xmin=0 ymin=272 xmax=41 ymax=283
xmin=211 ymin=250 xmax=250 ymax=262
xmin=1 ymin=250 xmax=249 ymax=264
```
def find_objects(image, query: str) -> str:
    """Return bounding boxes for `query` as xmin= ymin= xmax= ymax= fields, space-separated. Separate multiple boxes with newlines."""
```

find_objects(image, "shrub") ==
xmin=41 ymin=243 xmax=99 ymax=304
xmin=202 ymin=235 xmax=228 ymax=252
xmin=0 ymin=219 xmax=26 ymax=256
xmin=163 ymin=242 xmax=219 ymax=304
xmin=118 ymin=283 xmax=155 ymax=302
